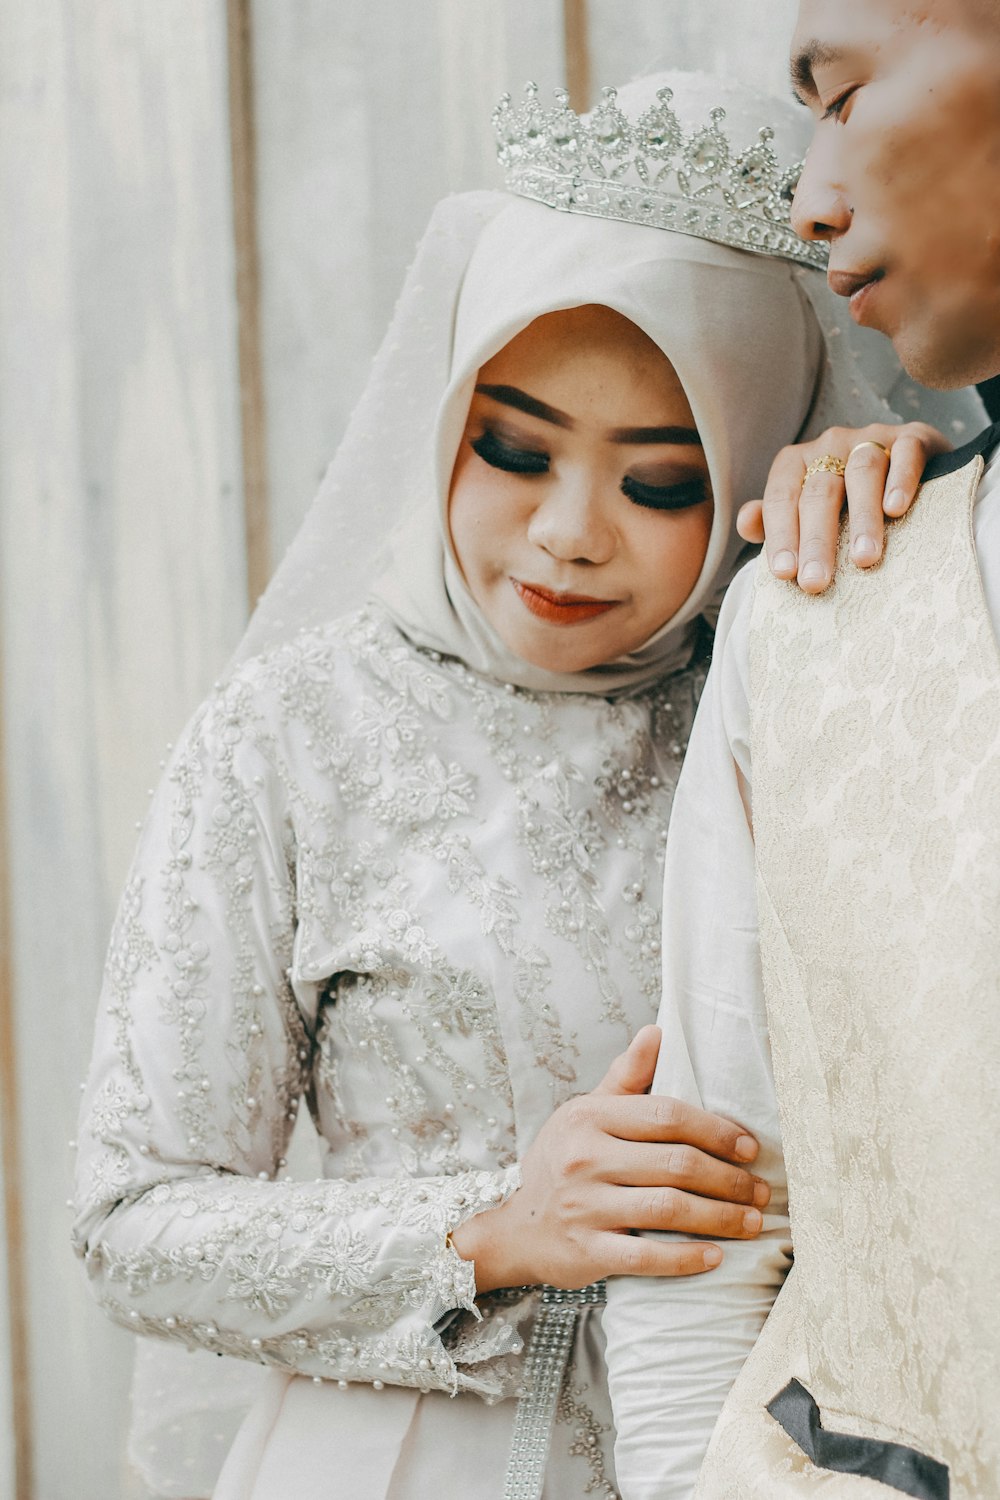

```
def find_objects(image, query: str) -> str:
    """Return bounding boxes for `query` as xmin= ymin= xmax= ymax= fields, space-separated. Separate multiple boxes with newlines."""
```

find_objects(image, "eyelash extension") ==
xmin=471 ymin=428 xmax=550 ymax=475
xmin=621 ymin=476 xmax=708 ymax=512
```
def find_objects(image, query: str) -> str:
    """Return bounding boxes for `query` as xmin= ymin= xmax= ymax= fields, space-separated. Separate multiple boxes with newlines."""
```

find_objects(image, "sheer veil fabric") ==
xmin=126 ymin=71 xmax=983 ymax=1499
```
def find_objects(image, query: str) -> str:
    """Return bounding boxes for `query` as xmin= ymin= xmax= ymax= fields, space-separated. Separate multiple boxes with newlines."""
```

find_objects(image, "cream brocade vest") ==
xmin=695 ymin=453 xmax=1000 ymax=1500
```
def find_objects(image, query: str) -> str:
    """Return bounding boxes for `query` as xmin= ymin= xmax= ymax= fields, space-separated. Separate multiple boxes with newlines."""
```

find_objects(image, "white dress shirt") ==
xmin=603 ymin=443 xmax=1000 ymax=1500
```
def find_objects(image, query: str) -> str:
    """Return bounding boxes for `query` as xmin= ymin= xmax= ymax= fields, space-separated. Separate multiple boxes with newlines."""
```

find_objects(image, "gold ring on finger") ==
xmin=801 ymin=453 xmax=847 ymax=485
xmin=847 ymin=439 xmax=891 ymax=461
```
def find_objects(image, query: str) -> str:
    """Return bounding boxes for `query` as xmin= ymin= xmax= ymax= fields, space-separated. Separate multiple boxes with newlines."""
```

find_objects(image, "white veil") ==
xmin=128 ymin=69 xmax=985 ymax=1497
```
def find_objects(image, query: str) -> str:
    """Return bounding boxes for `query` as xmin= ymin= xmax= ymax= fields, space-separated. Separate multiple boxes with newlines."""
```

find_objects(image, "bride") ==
xmin=71 ymin=71 xmax=976 ymax=1499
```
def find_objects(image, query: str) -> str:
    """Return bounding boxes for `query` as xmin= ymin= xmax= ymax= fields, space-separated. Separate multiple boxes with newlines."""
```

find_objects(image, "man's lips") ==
xmin=512 ymin=579 xmax=619 ymax=624
xmin=827 ymin=267 xmax=886 ymax=324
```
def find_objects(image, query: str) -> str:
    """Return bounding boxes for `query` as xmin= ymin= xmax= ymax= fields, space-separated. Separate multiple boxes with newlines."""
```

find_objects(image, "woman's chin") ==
xmin=497 ymin=625 xmax=614 ymax=676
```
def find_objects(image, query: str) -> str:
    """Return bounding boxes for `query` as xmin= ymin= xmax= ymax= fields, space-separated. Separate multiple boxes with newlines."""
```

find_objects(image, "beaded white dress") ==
xmin=74 ymin=602 xmax=705 ymax=1498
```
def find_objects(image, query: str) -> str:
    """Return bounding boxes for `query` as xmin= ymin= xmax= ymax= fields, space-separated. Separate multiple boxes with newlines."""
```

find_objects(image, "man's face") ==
xmin=790 ymin=0 xmax=1000 ymax=387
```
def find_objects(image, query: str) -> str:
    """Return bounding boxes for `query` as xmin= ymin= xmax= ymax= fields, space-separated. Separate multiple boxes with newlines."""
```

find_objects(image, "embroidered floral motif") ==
xmin=74 ymin=605 xmax=701 ymax=1420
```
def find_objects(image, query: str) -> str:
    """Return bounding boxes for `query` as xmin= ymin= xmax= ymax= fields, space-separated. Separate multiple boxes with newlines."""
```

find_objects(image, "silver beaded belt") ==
xmin=502 ymin=1281 xmax=607 ymax=1500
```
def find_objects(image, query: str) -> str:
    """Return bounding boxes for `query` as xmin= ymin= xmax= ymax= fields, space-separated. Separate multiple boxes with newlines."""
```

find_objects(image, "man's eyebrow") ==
xmin=789 ymin=41 xmax=844 ymax=104
xmin=609 ymin=426 xmax=702 ymax=446
xmin=475 ymin=384 xmax=573 ymax=428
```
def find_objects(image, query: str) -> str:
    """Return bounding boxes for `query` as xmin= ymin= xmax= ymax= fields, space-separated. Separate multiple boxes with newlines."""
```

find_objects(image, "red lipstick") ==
xmin=512 ymin=580 xmax=618 ymax=625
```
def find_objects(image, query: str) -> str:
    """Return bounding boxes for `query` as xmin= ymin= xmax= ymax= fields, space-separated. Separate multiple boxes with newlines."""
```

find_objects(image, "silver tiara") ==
xmin=493 ymin=83 xmax=828 ymax=271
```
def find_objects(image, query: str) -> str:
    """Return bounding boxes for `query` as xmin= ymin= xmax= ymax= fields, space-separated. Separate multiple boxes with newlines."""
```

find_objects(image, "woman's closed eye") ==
xmin=621 ymin=474 xmax=709 ymax=512
xmin=471 ymin=426 xmax=709 ymax=511
xmin=471 ymin=427 xmax=549 ymax=475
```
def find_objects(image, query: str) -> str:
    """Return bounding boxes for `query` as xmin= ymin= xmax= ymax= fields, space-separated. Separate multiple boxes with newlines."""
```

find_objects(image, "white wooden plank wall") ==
xmin=251 ymin=0 xmax=567 ymax=566
xmin=0 ymin=4 xmax=804 ymax=1494
xmin=0 ymin=4 xmax=246 ymax=1497
xmin=585 ymin=0 xmax=799 ymax=98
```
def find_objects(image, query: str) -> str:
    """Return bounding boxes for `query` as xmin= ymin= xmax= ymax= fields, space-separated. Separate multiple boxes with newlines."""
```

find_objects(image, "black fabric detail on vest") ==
xmin=766 ymin=1379 xmax=950 ymax=1499
xmin=921 ymin=419 xmax=1000 ymax=482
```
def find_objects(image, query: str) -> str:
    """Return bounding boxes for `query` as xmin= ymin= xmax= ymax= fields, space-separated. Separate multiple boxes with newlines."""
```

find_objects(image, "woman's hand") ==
xmin=737 ymin=421 xmax=953 ymax=593
xmin=449 ymin=1027 xmax=770 ymax=1293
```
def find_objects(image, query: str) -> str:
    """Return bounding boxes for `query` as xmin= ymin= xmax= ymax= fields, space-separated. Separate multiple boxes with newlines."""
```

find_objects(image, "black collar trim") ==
xmin=922 ymin=420 xmax=1000 ymax=483
xmin=767 ymin=1380 xmax=949 ymax=1499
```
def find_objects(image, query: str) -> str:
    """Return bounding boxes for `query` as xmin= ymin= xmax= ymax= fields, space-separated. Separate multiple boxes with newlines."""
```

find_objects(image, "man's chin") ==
xmin=892 ymin=321 xmax=1000 ymax=391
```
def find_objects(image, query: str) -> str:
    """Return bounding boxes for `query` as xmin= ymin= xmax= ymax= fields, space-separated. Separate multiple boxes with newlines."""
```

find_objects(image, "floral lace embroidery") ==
xmin=75 ymin=606 xmax=703 ymax=1408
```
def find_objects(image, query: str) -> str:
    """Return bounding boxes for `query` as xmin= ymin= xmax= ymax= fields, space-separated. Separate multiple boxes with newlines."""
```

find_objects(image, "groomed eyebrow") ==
xmin=790 ymin=41 xmax=845 ymax=104
xmin=610 ymin=424 xmax=701 ymax=446
xmin=475 ymin=384 xmax=572 ymax=428
xmin=475 ymin=384 xmax=701 ymax=446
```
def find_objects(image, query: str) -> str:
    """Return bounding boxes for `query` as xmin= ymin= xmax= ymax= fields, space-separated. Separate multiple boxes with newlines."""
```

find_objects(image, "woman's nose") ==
xmin=527 ymin=478 xmax=616 ymax=565
xmin=791 ymin=136 xmax=853 ymax=246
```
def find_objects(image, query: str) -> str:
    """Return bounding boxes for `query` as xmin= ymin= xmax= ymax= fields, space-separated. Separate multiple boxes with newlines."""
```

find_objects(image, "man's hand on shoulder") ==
xmin=737 ymin=421 xmax=952 ymax=594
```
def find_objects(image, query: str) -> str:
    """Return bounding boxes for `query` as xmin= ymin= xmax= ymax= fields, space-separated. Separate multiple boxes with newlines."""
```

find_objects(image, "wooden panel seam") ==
xmin=226 ymin=0 xmax=271 ymax=609
xmin=0 ymin=635 xmax=33 ymax=1500
xmin=562 ymin=0 xmax=592 ymax=112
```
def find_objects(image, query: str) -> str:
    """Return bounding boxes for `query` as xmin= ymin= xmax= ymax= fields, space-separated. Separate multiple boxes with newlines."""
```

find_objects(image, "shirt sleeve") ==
xmin=603 ymin=562 xmax=791 ymax=1498
xmin=71 ymin=671 xmax=520 ymax=1397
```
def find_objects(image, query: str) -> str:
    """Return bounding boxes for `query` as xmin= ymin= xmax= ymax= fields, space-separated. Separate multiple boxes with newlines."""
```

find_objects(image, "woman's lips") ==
xmin=512 ymin=579 xmax=618 ymax=625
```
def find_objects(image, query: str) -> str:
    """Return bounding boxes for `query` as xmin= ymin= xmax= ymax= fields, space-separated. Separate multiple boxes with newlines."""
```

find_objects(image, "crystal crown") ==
xmin=493 ymin=82 xmax=828 ymax=271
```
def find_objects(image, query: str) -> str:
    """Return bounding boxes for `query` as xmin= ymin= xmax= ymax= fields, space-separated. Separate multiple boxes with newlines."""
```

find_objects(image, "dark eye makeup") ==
xmin=471 ymin=428 xmax=550 ymax=475
xmin=470 ymin=426 xmax=709 ymax=512
xmin=621 ymin=475 xmax=709 ymax=511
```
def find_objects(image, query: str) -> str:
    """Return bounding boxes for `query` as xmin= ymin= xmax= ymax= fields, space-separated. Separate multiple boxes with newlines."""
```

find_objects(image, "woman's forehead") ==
xmin=474 ymin=309 xmax=696 ymax=428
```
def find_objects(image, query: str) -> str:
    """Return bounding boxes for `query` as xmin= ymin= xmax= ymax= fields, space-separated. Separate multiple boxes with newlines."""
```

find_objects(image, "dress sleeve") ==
xmin=603 ymin=563 xmax=792 ymax=1498
xmin=72 ymin=672 xmax=520 ymax=1396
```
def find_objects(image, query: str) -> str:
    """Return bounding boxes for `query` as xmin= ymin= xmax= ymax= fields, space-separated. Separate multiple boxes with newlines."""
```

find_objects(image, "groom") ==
xmin=605 ymin=3 xmax=1000 ymax=1497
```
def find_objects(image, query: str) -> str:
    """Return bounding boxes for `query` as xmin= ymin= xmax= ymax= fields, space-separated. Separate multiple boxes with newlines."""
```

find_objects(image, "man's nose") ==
xmin=790 ymin=136 xmax=853 ymax=245
xmin=528 ymin=480 xmax=616 ymax=565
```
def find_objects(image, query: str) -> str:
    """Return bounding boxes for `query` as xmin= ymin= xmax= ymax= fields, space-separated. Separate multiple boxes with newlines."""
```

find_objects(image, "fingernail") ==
xmin=743 ymin=1208 xmax=763 ymax=1234
xmin=703 ymin=1246 xmax=723 ymax=1268
xmin=734 ymin=1134 xmax=757 ymax=1161
xmin=753 ymin=1180 xmax=771 ymax=1207
xmin=851 ymin=534 xmax=879 ymax=563
xmin=800 ymin=561 xmax=827 ymax=587
xmin=772 ymin=550 xmax=796 ymax=576
xmin=885 ymin=487 xmax=906 ymax=515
